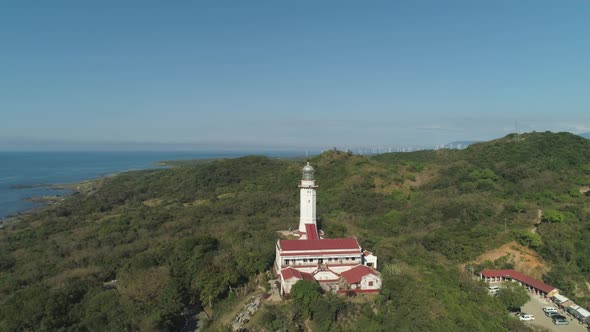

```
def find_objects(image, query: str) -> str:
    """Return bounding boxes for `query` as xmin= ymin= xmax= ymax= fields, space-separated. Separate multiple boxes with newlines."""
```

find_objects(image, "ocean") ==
xmin=0 ymin=150 xmax=299 ymax=220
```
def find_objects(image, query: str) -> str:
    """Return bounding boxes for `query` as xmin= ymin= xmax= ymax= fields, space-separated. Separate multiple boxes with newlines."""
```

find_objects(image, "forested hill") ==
xmin=1 ymin=132 xmax=589 ymax=331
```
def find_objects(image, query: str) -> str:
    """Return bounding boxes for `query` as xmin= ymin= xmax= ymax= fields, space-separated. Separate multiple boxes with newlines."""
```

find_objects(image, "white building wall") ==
xmin=278 ymin=264 xmax=360 ymax=275
xmin=275 ymin=244 xmax=282 ymax=274
xmin=360 ymin=274 xmax=381 ymax=290
xmin=314 ymin=270 xmax=339 ymax=281
xmin=281 ymin=277 xmax=299 ymax=295
xmin=299 ymin=183 xmax=316 ymax=232
xmin=329 ymin=256 xmax=362 ymax=265
xmin=290 ymin=266 xmax=318 ymax=273
xmin=329 ymin=265 xmax=361 ymax=274
xmin=278 ymin=254 xmax=362 ymax=273
xmin=363 ymin=254 xmax=378 ymax=269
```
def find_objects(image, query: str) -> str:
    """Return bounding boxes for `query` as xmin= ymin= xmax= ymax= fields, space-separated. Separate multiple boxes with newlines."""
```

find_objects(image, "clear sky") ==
xmin=1 ymin=1 xmax=589 ymax=150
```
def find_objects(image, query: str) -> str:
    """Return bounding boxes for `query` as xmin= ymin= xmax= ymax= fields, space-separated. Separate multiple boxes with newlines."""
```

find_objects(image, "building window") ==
xmin=369 ymin=281 xmax=374 ymax=287
xmin=303 ymin=259 xmax=307 ymax=263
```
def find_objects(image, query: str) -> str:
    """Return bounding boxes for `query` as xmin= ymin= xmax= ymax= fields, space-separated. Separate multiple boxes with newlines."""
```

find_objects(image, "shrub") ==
xmin=542 ymin=209 xmax=565 ymax=223
xmin=513 ymin=231 xmax=542 ymax=249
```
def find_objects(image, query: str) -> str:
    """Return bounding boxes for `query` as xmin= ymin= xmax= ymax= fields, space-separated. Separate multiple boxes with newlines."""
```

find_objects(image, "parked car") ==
xmin=545 ymin=311 xmax=560 ymax=317
xmin=552 ymin=315 xmax=569 ymax=325
xmin=518 ymin=313 xmax=535 ymax=321
xmin=488 ymin=286 xmax=500 ymax=294
xmin=543 ymin=307 xmax=558 ymax=314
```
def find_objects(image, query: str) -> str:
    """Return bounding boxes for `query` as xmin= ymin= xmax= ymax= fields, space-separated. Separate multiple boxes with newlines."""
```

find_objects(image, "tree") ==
xmin=118 ymin=266 xmax=172 ymax=306
xmin=290 ymin=280 xmax=322 ymax=318
xmin=193 ymin=256 xmax=240 ymax=309
xmin=0 ymin=252 xmax=16 ymax=271
xmin=0 ymin=286 xmax=50 ymax=331
xmin=80 ymin=290 xmax=128 ymax=331
xmin=497 ymin=283 xmax=529 ymax=312
xmin=543 ymin=266 xmax=576 ymax=294
xmin=312 ymin=294 xmax=346 ymax=331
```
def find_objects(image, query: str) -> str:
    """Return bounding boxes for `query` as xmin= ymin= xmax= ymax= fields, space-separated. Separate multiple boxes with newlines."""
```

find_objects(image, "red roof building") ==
xmin=279 ymin=267 xmax=316 ymax=295
xmin=281 ymin=267 xmax=315 ymax=282
xmin=340 ymin=265 xmax=378 ymax=284
xmin=278 ymin=238 xmax=361 ymax=251
xmin=480 ymin=269 xmax=558 ymax=296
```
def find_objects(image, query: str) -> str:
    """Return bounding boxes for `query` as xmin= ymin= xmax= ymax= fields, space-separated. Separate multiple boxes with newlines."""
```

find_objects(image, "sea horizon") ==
xmin=0 ymin=150 xmax=303 ymax=220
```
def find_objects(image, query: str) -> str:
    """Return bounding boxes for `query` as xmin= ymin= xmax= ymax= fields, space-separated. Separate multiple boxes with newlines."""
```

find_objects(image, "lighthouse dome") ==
xmin=302 ymin=162 xmax=315 ymax=180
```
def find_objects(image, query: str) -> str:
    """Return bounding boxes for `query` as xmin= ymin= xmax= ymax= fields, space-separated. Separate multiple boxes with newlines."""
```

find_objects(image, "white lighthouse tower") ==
xmin=298 ymin=162 xmax=318 ymax=234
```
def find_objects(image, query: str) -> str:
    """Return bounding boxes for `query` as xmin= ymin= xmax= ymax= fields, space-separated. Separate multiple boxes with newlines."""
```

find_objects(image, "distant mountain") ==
xmin=443 ymin=140 xmax=480 ymax=149
xmin=579 ymin=132 xmax=590 ymax=139
xmin=463 ymin=132 xmax=590 ymax=169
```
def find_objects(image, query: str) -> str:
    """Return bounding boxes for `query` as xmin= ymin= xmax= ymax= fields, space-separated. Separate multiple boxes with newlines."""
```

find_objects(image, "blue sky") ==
xmin=1 ymin=1 xmax=589 ymax=150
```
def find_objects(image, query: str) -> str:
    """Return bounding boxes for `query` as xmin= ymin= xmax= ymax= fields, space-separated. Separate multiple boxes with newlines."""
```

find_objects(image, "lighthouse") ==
xmin=298 ymin=162 xmax=318 ymax=234
xmin=275 ymin=161 xmax=382 ymax=295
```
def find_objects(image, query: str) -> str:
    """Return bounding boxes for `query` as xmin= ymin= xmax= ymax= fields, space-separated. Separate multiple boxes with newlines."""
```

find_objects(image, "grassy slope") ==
xmin=0 ymin=132 xmax=588 ymax=331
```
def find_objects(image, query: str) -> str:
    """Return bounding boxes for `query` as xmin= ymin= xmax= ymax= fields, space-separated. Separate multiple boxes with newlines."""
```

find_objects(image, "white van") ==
xmin=488 ymin=285 xmax=500 ymax=294
xmin=543 ymin=307 xmax=558 ymax=314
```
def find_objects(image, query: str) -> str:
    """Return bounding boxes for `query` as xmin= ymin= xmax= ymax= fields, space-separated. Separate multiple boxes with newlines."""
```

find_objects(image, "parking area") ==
xmin=231 ymin=294 xmax=264 ymax=331
xmin=520 ymin=294 xmax=587 ymax=332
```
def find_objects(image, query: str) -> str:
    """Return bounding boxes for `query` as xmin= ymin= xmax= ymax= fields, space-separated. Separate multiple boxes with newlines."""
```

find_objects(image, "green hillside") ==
xmin=1 ymin=132 xmax=589 ymax=331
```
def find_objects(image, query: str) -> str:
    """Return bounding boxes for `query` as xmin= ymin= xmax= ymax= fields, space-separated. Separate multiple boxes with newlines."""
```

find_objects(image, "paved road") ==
xmin=521 ymin=294 xmax=587 ymax=332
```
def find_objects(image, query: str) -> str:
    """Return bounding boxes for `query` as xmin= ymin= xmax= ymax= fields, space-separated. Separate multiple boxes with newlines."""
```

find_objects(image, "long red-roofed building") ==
xmin=480 ymin=269 xmax=559 ymax=297
xmin=275 ymin=163 xmax=381 ymax=295
xmin=279 ymin=238 xmax=360 ymax=251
